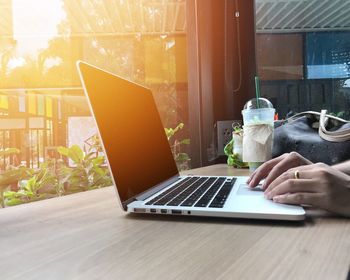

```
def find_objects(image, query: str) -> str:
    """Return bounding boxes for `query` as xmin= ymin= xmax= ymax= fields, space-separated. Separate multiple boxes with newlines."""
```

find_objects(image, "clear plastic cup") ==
xmin=242 ymin=98 xmax=275 ymax=125
xmin=242 ymin=98 xmax=275 ymax=172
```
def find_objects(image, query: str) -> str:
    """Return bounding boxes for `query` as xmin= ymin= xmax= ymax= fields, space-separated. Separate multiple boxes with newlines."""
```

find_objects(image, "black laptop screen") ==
xmin=78 ymin=62 xmax=179 ymax=209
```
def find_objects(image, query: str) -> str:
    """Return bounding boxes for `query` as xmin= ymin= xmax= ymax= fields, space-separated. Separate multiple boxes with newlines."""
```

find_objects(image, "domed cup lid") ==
xmin=243 ymin=98 xmax=274 ymax=110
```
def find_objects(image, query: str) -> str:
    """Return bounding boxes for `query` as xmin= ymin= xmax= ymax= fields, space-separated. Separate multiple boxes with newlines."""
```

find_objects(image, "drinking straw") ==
xmin=255 ymin=76 xmax=260 ymax=108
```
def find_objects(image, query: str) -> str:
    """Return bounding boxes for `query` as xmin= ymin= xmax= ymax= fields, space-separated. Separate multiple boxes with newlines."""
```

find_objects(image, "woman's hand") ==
xmin=264 ymin=163 xmax=350 ymax=217
xmin=247 ymin=152 xmax=312 ymax=189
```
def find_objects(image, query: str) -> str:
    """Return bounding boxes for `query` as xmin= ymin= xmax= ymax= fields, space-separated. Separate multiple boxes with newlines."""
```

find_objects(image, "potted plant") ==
xmin=224 ymin=126 xmax=248 ymax=168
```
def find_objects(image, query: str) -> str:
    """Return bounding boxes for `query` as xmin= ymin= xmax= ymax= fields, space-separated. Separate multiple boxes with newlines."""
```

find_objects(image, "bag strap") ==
xmin=284 ymin=110 xmax=350 ymax=142
xmin=319 ymin=110 xmax=350 ymax=142
xmin=287 ymin=110 xmax=349 ymax=124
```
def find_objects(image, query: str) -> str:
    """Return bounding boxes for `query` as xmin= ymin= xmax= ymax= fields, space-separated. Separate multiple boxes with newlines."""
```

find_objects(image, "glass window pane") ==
xmin=28 ymin=93 xmax=37 ymax=115
xmin=0 ymin=0 xmax=189 ymax=207
xmin=0 ymin=95 xmax=9 ymax=109
xmin=255 ymin=0 xmax=350 ymax=119
xmin=37 ymin=95 xmax=45 ymax=116
xmin=18 ymin=95 xmax=25 ymax=112
xmin=45 ymin=97 xmax=53 ymax=118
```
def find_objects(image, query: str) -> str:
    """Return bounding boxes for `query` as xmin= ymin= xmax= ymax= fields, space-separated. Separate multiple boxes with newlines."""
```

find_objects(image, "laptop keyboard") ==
xmin=145 ymin=176 xmax=236 ymax=208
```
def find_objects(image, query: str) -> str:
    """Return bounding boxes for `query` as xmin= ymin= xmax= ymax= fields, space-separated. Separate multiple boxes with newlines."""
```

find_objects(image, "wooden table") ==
xmin=0 ymin=164 xmax=349 ymax=280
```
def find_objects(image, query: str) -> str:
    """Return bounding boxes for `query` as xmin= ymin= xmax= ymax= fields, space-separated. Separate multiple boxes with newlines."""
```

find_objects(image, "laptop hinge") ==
xmin=135 ymin=175 xmax=181 ymax=201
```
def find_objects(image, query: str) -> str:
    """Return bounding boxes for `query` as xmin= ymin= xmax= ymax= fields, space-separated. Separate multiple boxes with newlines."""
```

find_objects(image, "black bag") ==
xmin=272 ymin=110 xmax=350 ymax=165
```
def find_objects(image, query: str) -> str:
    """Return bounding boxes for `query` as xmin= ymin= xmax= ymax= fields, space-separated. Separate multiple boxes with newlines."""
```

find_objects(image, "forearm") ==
xmin=332 ymin=160 xmax=350 ymax=175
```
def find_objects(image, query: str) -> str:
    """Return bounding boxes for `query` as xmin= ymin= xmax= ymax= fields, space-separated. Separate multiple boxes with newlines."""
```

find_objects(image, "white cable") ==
xmin=233 ymin=0 xmax=242 ymax=92
xmin=225 ymin=0 xmax=242 ymax=93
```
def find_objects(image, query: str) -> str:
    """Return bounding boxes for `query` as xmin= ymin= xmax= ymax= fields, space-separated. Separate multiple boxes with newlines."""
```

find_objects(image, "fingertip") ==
xmin=246 ymin=171 xmax=256 ymax=184
xmin=248 ymin=179 xmax=257 ymax=188
xmin=247 ymin=174 xmax=254 ymax=187
xmin=261 ymin=177 xmax=272 ymax=190
xmin=264 ymin=191 xmax=270 ymax=199
xmin=264 ymin=186 xmax=271 ymax=194
xmin=261 ymin=182 xmax=268 ymax=190
xmin=272 ymin=195 xmax=283 ymax=203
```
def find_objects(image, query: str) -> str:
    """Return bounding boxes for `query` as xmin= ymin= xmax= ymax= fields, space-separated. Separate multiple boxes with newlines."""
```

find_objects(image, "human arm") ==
xmin=263 ymin=163 xmax=350 ymax=217
xmin=332 ymin=160 xmax=350 ymax=176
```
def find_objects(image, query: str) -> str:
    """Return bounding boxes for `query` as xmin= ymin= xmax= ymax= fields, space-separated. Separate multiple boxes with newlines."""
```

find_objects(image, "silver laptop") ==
xmin=76 ymin=61 xmax=305 ymax=221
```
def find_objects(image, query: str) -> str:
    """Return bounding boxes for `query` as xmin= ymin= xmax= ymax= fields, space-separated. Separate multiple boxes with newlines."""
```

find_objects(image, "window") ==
xmin=0 ymin=0 xmax=189 ymax=207
xmin=255 ymin=0 xmax=350 ymax=119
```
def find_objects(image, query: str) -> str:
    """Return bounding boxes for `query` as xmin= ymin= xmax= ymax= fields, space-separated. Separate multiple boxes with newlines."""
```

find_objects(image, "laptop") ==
xmin=76 ymin=61 xmax=305 ymax=221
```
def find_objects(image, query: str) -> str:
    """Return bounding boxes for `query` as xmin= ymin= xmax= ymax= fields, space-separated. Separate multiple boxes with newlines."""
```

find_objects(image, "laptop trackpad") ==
xmin=237 ymin=184 xmax=264 ymax=196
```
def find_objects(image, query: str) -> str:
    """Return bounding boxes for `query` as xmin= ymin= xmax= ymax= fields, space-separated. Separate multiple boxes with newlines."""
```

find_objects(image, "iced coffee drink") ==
xmin=242 ymin=98 xmax=275 ymax=172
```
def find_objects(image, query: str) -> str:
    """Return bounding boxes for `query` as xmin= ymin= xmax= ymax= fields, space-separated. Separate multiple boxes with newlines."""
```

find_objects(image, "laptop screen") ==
xmin=77 ymin=62 xmax=179 ymax=209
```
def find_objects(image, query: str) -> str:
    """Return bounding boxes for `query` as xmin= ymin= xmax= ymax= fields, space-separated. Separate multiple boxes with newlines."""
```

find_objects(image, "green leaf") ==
xmin=92 ymin=167 xmax=105 ymax=176
xmin=92 ymin=156 xmax=105 ymax=166
xmin=227 ymin=155 xmax=235 ymax=166
xmin=233 ymin=126 xmax=243 ymax=133
xmin=25 ymin=177 xmax=37 ymax=192
xmin=164 ymin=128 xmax=174 ymax=139
xmin=57 ymin=146 xmax=69 ymax=156
xmin=336 ymin=111 xmax=345 ymax=118
xmin=176 ymin=153 xmax=190 ymax=162
xmin=173 ymin=123 xmax=184 ymax=134
xmin=0 ymin=148 xmax=20 ymax=157
xmin=227 ymin=153 xmax=248 ymax=168
xmin=68 ymin=145 xmax=84 ymax=163
xmin=5 ymin=198 xmax=25 ymax=206
xmin=180 ymin=139 xmax=190 ymax=145
xmin=16 ymin=190 xmax=29 ymax=197
xmin=224 ymin=139 xmax=234 ymax=156
xmin=165 ymin=123 xmax=185 ymax=140
xmin=3 ymin=191 xmax=17 ymax=198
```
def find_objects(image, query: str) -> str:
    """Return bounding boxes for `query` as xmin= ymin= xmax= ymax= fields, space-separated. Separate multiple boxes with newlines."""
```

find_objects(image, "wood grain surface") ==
xmin=0 ymin=164 xmax=349 ymax=280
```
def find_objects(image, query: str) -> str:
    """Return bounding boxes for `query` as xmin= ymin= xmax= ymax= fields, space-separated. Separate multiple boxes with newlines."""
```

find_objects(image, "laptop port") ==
xmin=161 ymin=209 xmax=167 ymax=214
xmin=150 ymin=209 xmax=156 ymax=213
xmin=134 ymin=208 xmax=146 ymax=213
xmin=171 ymin=210 xmax=182 ymax=215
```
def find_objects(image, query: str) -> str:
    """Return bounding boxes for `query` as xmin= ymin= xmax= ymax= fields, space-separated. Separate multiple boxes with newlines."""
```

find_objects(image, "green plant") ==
xmin=0 ymin=166 xmax=34 ymax=207
xmin=57 ymin=144 xmax=112 ymax=193
xmin=1 ymin=136 xmax=113 ymax=208
xmin=164 ymin=123 xmax=191 ymax=170
xmin=4 ymin=167 xmax=57 ymax=206
xmin=0 ymin=148 xmax=33 ymax=207
xmin=332 ymin=111 xmax=346 ymax=118
xmin=224 ymin=126 xmax=248 ymax=168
